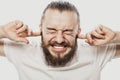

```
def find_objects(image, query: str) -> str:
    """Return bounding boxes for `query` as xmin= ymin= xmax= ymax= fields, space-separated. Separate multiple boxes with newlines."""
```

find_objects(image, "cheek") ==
xmin=64 ymin=35 xmax=76 ymax=45
xmin=42 ymin=34 xmax=55 ymax=44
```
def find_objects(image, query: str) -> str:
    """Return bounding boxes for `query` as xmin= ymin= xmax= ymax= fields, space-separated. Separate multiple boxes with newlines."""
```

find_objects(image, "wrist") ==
xmin=110 ymin=32 xmax=120 ymax=43
xmin=0 ymin=26 xmax=6 ymax=38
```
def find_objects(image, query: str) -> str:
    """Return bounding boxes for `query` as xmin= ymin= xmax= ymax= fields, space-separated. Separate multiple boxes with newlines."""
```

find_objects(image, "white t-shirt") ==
xmin=3 ymin=37 xmax=116 ymax=80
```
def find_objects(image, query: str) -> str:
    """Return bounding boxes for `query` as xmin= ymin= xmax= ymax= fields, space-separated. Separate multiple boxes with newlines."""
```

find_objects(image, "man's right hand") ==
xmin=0 ymin=20 xmax=41 ymax=44
xmin=0 ymin=20 xmax=41 ymax=56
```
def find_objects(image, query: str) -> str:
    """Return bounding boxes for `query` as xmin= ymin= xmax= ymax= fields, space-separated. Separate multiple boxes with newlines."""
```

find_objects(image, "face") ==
xmin=41 ymin=9 xmax=80 ymax=67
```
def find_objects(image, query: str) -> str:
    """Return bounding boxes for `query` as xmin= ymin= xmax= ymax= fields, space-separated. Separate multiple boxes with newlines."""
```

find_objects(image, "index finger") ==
xmin=14 ymin=20 xmax=23 ymax=29
xmin=77 ymin=34 xmax=87 ymax=39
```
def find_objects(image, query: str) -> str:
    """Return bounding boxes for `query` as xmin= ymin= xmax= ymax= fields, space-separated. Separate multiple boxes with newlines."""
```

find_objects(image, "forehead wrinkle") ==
xmin=43 ymin=9 xmax=78 ymax=30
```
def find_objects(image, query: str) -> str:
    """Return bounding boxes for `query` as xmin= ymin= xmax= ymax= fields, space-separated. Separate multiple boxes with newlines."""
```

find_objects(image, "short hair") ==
xmin=41 ymin=1 xmax=80 ymax=26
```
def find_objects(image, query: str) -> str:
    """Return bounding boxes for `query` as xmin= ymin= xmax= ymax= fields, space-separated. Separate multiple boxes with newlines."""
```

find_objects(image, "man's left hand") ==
xmin=78 ymin=25 xmax=116 ymax=46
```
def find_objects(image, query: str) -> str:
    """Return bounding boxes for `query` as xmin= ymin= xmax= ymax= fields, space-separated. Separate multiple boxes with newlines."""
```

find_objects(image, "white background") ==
xmin=0 ymin=0 xmax=120 ymax=80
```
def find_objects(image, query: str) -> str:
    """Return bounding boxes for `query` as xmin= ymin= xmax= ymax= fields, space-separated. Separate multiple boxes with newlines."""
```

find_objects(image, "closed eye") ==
xmin=63 ymin=29 xmax=73 ymax=35
xmin=46 ymin=28 xmax=57 ymax=34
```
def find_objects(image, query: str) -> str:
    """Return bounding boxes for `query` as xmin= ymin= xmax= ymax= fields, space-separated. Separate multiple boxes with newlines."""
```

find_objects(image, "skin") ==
xmin=78 ymin=25 xmax=120 ymax=58
xmin=0 ymin=20 xmax=40 ymax=55
xmin=78 ymin=25 xmax=116 ymax=46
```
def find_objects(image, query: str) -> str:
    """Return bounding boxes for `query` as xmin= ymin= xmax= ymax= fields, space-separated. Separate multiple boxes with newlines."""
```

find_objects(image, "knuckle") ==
xmin=86 ymin=33 xmax=90 ymax=38
xmin=24 ymin=24 xmax=28 ymax=28
xmin=91 ymin=31 xmax=95 ymax=34
xmin=16 ymin=20 xmax=22 ymax=23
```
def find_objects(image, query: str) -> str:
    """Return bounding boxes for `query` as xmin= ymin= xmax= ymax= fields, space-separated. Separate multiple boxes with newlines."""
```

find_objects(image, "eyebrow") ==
xmin=63 ymin=29 xmax=73 ymax=32
xmin=46 ymin=28 xmax=57 ymax=31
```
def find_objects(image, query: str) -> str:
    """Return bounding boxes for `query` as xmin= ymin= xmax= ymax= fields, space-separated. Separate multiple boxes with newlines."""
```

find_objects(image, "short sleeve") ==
xmin=95 ymin=44 xmax=116 ymax=68
xmin=3 ymin=39 xmax=29 ymax=63
xmin=3 ymin=37 xmax=41 ymax=63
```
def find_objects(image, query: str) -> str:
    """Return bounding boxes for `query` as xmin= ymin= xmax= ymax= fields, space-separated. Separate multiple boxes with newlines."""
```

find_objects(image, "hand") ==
xmin=2 ymin=20 xmax=41 ymax=44
xmin=78 ymin=25 xmax=116 ymax=46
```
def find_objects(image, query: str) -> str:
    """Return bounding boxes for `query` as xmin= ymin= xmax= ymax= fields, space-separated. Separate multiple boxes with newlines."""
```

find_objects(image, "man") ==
xmin=0 ymin=1 xmax=120 ymax=80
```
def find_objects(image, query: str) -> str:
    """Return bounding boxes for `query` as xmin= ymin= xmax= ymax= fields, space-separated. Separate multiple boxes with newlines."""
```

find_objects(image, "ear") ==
xmin=39 ymin=24 xmax=42 ymax=36
xmin=77 ymin=28 xmax=81 ymax=38
xmin=78 ymin=28 xmax=81 ymax=33
xmin=77 ymin=28 xmax=87 ymax=39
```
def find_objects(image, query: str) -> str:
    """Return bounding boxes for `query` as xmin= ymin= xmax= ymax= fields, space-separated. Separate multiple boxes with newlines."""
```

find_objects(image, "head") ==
xmin=40 ymin=1 xmax=81 ymax=67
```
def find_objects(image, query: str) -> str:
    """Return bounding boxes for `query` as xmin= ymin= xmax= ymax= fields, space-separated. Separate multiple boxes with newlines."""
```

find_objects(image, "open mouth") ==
xmin=49 ymin=42 xmax=69 ymax=53
xmin=51 ymin=45 xmax=67 ymax=53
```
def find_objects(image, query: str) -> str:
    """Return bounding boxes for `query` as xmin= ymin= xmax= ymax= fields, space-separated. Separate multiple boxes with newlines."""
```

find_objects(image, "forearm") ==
xmin=0 ymin=26 xmax=5 ymax=56
xmin=0 ymin=26 xmax=2 ymax=38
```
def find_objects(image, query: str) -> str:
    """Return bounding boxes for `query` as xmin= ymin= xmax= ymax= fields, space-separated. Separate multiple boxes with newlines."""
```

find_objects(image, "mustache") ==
xmin=48 ymin=41 xmax=71 ymax=47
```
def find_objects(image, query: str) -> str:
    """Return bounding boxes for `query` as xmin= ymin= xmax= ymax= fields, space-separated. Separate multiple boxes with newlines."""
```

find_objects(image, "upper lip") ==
xmin=51 ymin=43 xmax=67 ymax=47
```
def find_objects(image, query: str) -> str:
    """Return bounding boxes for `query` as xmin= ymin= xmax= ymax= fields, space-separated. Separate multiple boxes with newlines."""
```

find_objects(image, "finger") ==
xmin=18 ymin=32 xmax=27 ymax=37
xmin=86 ymin=33 xmax=93 ymax=43
xmin=91 ymin=31 xmax=105 ymax=39
xmin=28 ymin=29 xmax=32 ymax=36
xmin=31 ymin=27 xmax=42 ymax=36
xmin=99 ymin=24 xmax=113 ymax=33
xmin=14 ymin=20 xmax=23 ymax=29
xmin=16 ymin=24 xmax=28 ymax=34
xmin=15 ymin=37 xmax=29 ymax=44
xmin=85 ymin=39 xmax=93 ymax=45
xmin=31 ymin=31 xmax=41 ymax=36
xmin=95 ymin=26 xmax=104 ymax=34
xmin=78 ymin=34 xmax=87 ymax=39
xmin=18 ymin=30 xmax=41 ymax=37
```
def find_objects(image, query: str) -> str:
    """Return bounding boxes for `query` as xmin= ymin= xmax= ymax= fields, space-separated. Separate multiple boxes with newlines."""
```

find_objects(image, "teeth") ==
xmin=54 ymin=46 xmax=64 ymax=48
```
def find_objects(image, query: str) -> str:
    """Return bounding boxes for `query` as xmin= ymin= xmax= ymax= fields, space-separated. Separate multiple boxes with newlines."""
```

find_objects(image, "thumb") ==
xmin=31 ymin=31 xmax=41 ymax=36
xmin=31 ymin=27 xmax=42 ymax=36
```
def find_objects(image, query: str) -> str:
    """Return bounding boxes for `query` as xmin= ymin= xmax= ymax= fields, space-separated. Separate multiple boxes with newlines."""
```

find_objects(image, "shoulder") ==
xmin=76 ymin=39 xmax=116 ymax=59
xmin=27 ymin=36 xmax=41 ymax=47
xmin=77 ymin=39 xmax=96 ymax=50
xmin=77 ymin=39 xmax=97 ymax=58
xmin=3 ymin=36 xmax=42 ymax=55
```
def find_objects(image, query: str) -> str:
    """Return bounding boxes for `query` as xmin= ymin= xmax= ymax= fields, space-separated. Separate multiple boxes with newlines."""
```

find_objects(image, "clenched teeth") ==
xmin=53 ymin=46 xmax=64 ymax=49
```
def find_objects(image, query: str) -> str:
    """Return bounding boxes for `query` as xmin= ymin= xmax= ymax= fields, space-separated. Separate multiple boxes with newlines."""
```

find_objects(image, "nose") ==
xmin=55 ymin=31 xmax=64 ymax=43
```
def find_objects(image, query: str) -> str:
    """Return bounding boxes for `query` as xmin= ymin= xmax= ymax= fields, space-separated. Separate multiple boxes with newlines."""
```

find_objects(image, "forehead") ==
xmin=43 ymin=9 xmax=78 ymax=29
